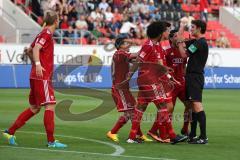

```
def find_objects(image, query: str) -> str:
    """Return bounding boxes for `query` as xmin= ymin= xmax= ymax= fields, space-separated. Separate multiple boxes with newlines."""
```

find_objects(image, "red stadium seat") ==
xmin=211 ymin=32 xmax=219 ymax=40
xmin=230 ymin=40 xmax=240 ymax=48
xmin=210 ymin=40 xmax=216 ymax=48
xmin=193 ymin=5 xmax=200 ymax=12
xmin=0 ymin=36 xmax=5 ymax=43
xmin=78 ymin=37 xmax=88 ymax=45
xmin=205 ymin=32 xmax=212 ymax=40
xmin=212 ymin=0 xmax=221 ymax=5
xmin=207 ymin=24 xmax=213 ymax=31
xmin=181 ymin=4 xmax=191 ymax=12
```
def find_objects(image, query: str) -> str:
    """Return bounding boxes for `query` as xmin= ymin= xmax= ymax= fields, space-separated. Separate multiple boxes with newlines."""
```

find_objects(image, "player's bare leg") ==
xmin=44 ymin=104 xmax=67 ymax=148
xmin=3 ymin=105 xmax=40 ymax=145
xmin=180 ymin=102 xmax=191 ymax=136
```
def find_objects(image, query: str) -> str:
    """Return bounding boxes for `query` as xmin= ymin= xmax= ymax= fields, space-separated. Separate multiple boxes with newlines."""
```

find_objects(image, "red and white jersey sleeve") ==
xmin=30 ymin=28 xmax=54 ymax=80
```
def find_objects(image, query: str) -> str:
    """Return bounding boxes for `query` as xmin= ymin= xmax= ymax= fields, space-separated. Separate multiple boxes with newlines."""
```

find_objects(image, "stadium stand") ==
xmin=8 ymin=0 xmax=240 ymax=47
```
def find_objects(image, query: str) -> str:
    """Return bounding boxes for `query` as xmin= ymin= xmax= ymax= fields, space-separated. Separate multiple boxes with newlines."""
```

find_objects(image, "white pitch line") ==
xmin=17 ymin=130 xmax=124 ymax=156
xmin=1 ymin=130 xmax=177 ymax=160
xmin=0 ymin=145 xmax=176 ymax=160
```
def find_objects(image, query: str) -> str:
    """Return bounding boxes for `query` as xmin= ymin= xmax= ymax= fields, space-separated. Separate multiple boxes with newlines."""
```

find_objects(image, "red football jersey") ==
xmin=165 ymin=47 xmax=187 ymax=82
xmin=158 ymin=42 xmax=168 ymax=66
xmin=137 ymin=39 xmax=165 ymax=85
xmin=111 ymin=50 xmax=131 ymax=87
xmin=30 ymin=28 xmax=54 ymax=80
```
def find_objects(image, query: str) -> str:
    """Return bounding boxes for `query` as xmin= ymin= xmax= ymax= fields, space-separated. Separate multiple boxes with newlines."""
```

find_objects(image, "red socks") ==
xmin=158 ymin=107 xmax=176 ymax=139
xmin=8 ymin=108 xmax=56 ymax=143
xmin=129 ymin=108 xmax=143 ymax=139
xmin=149 ymin=114 xmax=159 ymax=134
xmin=111 ymin=111 xmax=143 ymax=136
xmin=111 ymin=115 xmax=128 ymax=134
xmin=8 ymin=108 xmax=35 ymax=135
xmin=158 ymin=109 xmax=168 ymax=139
xmin=44 ymin=110 xmax=55 ymax=143
xmin=137 ymin=126 xmax=143 ymax=137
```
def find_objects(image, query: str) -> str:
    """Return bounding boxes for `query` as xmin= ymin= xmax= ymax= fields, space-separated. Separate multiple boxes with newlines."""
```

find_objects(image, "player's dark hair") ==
xmin=115 ymin=37 xmax=126 ymax=49
xmin=147 ymin=21 xmax=171 ymax=39
xmin=43 ymin=10 xmax=58 ymax=26
xmin=191 ymin=20 xmax=207 ymax=34
xmin=169 ymin=29 xmax=178 ymax=39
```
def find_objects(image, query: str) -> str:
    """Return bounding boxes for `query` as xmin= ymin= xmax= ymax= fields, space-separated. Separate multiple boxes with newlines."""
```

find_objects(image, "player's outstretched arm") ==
xmin=129 ymin=52 xmax=138 ymax=60
xmin=178 ymin=22 xmax=185 ymax=37
xmin=115 ymin=57 xmax=140 ymax=89
xmin=157 ymin=60 xmax=169 ymax=74
xmin=127 ymin=56 xmax=141 ymax=79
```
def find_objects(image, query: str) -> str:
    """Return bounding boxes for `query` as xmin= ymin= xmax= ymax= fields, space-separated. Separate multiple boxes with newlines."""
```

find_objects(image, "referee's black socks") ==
xmin=189 ymin=112 xmax=197 ymax=138
xmin=197 ymin=111 xmax=207 ymax=139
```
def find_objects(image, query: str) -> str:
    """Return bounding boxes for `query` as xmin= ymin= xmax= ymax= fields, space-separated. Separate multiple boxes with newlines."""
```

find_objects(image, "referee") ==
xmin=177 ymin=20 xmax=209 ymax=144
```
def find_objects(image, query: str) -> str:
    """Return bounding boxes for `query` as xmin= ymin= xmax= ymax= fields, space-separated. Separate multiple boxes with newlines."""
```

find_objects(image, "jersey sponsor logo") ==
xmin=148 ymin=40 xmax=153 ymax=46
xmin=172 ymin=58 xmax=183 ymax=64
xmin=46 ymin=30 xmax=51 ymax=34
xmin=188 ymin=44 xmax=197 ymax=53
xmin=139 ymin=51 xmax=147 ymax=58
xmin=39 ymin=38 xmax=46 ymax=45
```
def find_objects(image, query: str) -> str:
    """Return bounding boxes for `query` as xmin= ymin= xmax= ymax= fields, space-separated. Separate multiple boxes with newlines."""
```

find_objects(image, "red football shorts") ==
xmin=111 ymin=87 xmax=136 ymax=112
xmin=171 ymin=81 xmax=186 ymax=106
xmin=29 ymin=79 xmax=56 ymax=106
xmin=137 ymin=83 xmax=172 ymax=105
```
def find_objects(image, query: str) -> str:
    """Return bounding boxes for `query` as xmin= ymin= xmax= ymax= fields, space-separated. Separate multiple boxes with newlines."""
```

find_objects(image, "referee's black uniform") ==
xmin=185 ymin=37 xmax=209 ymax=102
xmin=185 ymin=36 xmax=209 ymax=143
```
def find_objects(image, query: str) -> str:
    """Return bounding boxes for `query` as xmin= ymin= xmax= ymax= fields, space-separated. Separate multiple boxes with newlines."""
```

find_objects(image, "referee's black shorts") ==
xmin=185 ymin=73 xmax=204 ymax=102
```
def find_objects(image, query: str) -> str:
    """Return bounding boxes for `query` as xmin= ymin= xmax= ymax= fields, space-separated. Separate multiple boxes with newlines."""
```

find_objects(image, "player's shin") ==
xmin=189 ymin=111 xmax=198 ymax=138
xmin=196 ymin=110 xmax=207 ymax=139
xmin=8 ymin=108 xmax=36 ymax=135
xmin=128 ymin=108 xmax=144 ymax=140
xmin=149 ymin=115 xmax=159 ymax=135
xmin=44 ymin=109 xmax=55 ymax=143
xmin=182 ymin=108 xmax=190 ymax=135
xmin=158 ymin=106 xmax=176 ymax=139
xmin=111 ymin=114 xmax=129 ymax=134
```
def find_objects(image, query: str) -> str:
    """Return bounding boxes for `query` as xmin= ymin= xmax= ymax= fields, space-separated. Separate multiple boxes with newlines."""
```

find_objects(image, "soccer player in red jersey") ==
xmin=124 ymin=21 xmax=187 ymax=144
xmin=148 ymin=28 xmax=190 ymax=141
xmin=165 ymin=29 xmax=190 ymax=135
xmin=107 ymin=37 xmax=152 ymax=142
xmin=3 ymin=10 xmax=67 ymax=148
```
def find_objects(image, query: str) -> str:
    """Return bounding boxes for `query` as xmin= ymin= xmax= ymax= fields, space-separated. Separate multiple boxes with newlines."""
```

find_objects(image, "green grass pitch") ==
xmin=0 ymin=89 xmax=239 ymax=160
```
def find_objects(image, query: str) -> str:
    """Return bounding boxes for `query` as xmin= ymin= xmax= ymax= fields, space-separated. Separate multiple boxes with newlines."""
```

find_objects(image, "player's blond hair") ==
xmin=42 ymin=10 xmax=58 ymax=27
